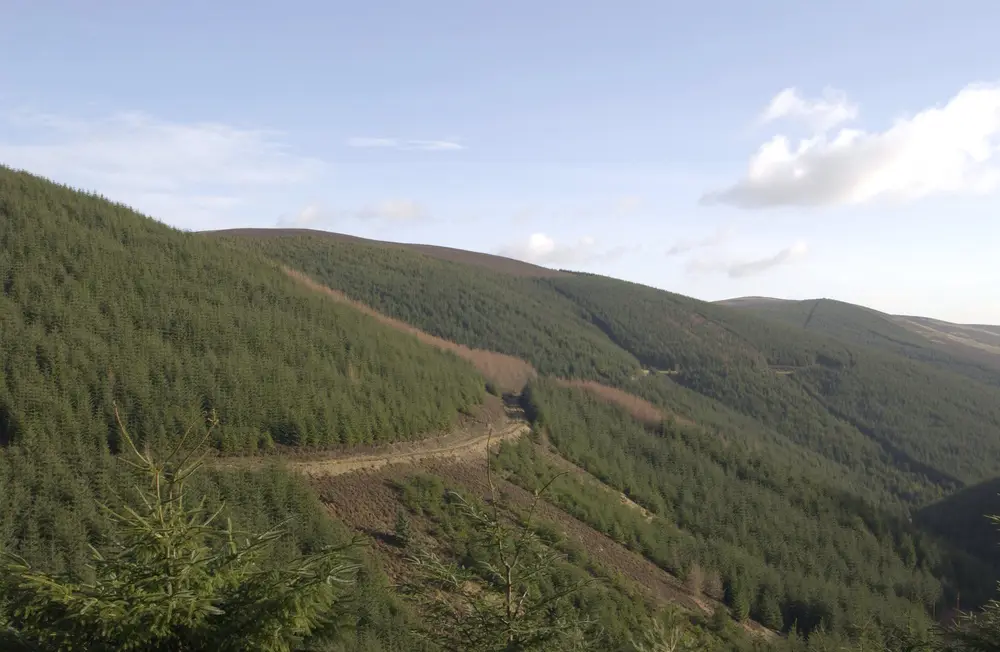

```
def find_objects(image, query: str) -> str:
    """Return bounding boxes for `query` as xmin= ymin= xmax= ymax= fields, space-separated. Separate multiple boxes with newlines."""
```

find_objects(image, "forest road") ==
xmin=213 ymin=414 xmax=529 ymax=479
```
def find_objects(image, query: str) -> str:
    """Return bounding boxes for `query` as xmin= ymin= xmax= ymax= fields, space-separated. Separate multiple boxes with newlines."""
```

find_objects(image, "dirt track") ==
xmin=213 ymin=398 xmax=529 ymax=479
xmin=287 ymin=419 xmax=528 ymax=478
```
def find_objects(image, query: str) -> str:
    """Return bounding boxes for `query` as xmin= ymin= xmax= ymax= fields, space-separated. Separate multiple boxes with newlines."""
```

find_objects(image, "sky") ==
xmin=2 ymin=0 xmax=1000 ymax=324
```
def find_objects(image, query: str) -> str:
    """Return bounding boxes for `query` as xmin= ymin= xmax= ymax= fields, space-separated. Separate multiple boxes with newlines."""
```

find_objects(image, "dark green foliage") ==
xmin=220 ymin=233 xmax=640 ymax=380
xmin=0 ymin=411 xmax=362 ymax=651
xmin=0 ymin=165 xmax=483 ymax=455
xmin=0 ymin=421 xmax=428 ymax=651
xmin=723 ymin=298 xmax=1000 ymax=386
xmin=403 ymin=480 xmax=598 ymax=650
xmin=545 ymin=273 xmax=1000 ymax=496
xmin=916 ymin=479 xmax=1000 ymax=571
xmin=511 ymin=379 xmax=992 ymax=637
xmin=394 ymin=509 xmax=411 ymax=548
xmin=393 ymin=472 xmax=753 ymax=652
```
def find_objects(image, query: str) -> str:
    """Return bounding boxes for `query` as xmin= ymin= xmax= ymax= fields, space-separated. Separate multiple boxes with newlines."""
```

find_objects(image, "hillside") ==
xmin=3 ymin=172 xmax=1000 ymax=650
xmin=719 ymin=296 xmax=1000 ymax=385
xmin=209 ymin=227 xmax=1000 ymax=635
xmin=213 ymin=231 xmax=641 ymax=381
xmin=551 ymin=275 xmax=1000 ymax=493
xmin=0 ymin=165 xmax=487 ymax=578
xmin=208 ymin=227 xmax=568 ymax=277
xmin=218 ymin=228 xmax=1000 ymax=501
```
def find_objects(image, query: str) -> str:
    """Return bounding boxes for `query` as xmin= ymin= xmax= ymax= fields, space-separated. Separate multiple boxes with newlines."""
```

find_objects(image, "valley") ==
xmin=1 ymin=165 xmax=999 ymax=650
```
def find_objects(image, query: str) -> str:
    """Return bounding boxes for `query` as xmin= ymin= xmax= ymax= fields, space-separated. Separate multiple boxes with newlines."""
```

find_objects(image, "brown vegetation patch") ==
xmin=283 ymin=267 xmax=536 ymax=392
xmin=554 ymin=379 xmax=693 ymax=426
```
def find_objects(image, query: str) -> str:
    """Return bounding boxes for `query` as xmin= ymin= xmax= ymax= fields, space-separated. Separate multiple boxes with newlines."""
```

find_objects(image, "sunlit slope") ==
xmin=0 ymin=166 xmax=484 ymax=454
xmin=720 ymin=296 xmax=1000 ymax=385
xmin=215 ymin=232 xmax=640 ymax=381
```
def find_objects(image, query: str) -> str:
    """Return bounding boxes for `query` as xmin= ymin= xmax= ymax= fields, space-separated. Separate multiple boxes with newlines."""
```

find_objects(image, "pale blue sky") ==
xmin=3 ymin=0 xmax=999 ymax=323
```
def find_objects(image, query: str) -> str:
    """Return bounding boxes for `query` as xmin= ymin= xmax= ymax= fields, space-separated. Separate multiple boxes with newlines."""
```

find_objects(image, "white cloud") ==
xmin=760 ymin=87 xmax=858 ymax=132
xmin=345 ymin=137 xmax=398 ymax=148
xmin=356 ymin=199 xmax=426 ymax=220
xmin=347 ymin=136 xmax=465 ymax=151
xmin=704 ymin=83 xmax=1000 ymax=209
xmin=687 ymin=241 xmax=808 ymax=278
xmin=277 ymin=199 xmax=427 ymax=227
xmin=666 ymin=226 xmax=734 ymax=256
xmin=278 ymin=203 xmax=326 ymax=228
xmin=0 ymin=108 xmax=326 ymax=229
xmin=614 ymin=195 xmax=643 ymax=215
xmin=497 ymin=232 xmax=632 ymax=266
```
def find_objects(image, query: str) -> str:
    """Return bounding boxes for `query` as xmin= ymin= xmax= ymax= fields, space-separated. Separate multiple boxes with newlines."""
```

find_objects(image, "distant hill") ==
xmin=719 ymin=296 xmax=1000 ymax=385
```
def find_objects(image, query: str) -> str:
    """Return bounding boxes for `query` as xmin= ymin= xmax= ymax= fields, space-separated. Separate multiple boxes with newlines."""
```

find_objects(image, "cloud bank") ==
xmin=687 ymin=241 xmax=808 ymax=278
xmin=0 ymin=108 xmax=326 ymax=229
xmin=666 ymin=226 xmax=734 ymax=256
xmin=497 ymin=233 xmax=631 ymax=266
xmin=347 ymin=136 xmax=465 ymax=151
xmin=279 ymin=199 xmax=427 ymax=227
xmin=704 ymin=83 xmax=1000 ymax=208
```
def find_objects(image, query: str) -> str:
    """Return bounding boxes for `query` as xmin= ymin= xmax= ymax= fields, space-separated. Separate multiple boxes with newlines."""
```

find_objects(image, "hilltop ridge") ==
xmin=205 ymin=227 xmax=568 ymax=277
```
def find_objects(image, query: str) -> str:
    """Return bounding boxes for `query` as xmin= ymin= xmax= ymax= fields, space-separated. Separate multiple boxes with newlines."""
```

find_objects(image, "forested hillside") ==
xmin=506 ymin=379 xmax=991 ymax=635
xmin=220 ymin=230 xmax=1000 ymax=503
xmin=0 ymin=165 xmax=485 ymax=594
xmin=719 ymin=297 xmax=1000 ymax=386
xmin=0 ymin=166 xmax=484 ymax=455
xmin=219 ymin=232 xmax=640 ymax=380
xmin=3 ymin=170 xmax=1000 ymax=650
xmin=214 ymin=227 xmax=1000 ymax=643
xmin=548 ymin=274 xmax=1000 ymax=494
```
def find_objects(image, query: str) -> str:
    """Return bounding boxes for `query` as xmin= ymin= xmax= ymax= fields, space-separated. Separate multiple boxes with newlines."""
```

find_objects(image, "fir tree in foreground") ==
xmin=0 ymin=406 xmax=360 ymax=652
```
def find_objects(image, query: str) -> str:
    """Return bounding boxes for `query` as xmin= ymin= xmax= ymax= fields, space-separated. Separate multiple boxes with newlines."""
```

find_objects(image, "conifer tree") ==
xmin=0 ymin=406 xmax=361 ymax=652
